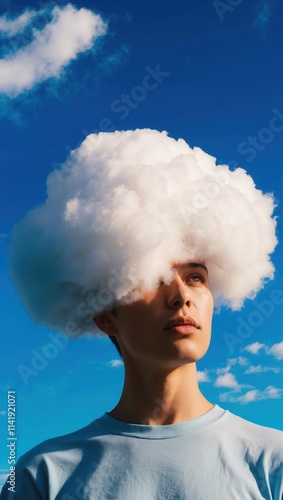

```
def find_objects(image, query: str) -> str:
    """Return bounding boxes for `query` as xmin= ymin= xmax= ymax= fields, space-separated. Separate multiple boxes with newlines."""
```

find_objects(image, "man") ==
xmin=94 ymin=261 xmax=214 ymax=426
xmin=1 ymin=129 xmax=282 ymax=498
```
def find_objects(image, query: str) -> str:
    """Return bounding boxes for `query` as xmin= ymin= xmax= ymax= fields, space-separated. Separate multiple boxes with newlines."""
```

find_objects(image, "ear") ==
xmin=93 ymin=311 xmax=118 ymax=337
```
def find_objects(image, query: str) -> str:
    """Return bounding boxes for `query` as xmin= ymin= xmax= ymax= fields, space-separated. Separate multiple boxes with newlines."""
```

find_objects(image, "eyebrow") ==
xmin=175 ymin=262 xmax=208 ymax=274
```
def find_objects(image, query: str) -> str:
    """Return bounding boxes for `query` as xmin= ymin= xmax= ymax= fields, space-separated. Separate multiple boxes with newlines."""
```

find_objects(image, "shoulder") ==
xmin=3 ymin=417 xmax=105 ymax=496
xmin=0 ymin=417 xmax=106 ymax=498
xmin=18 ymin=417 xmax=103 ymax=469
xmin=224 ymin=410 xmax=283 ymax=438
xmin=222 ymin=410 xmax=283 ymax=460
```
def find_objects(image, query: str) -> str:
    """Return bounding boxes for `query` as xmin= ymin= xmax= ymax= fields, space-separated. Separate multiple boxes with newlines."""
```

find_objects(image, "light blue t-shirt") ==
xmin=1 ymin=405 xmax=283 ymax=499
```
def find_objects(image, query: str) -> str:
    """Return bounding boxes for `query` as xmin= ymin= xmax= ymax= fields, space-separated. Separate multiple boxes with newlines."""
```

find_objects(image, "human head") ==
xmin=95 ymin=261 xmax=214 ymax=366
xmin=9 ymin=129 xmax=277 ymax=342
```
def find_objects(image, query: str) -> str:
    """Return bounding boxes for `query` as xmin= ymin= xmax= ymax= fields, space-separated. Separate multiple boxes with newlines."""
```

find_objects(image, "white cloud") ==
xmin=243 ymin=342 xmax=266 ymax=355
xmin=0 ymin=410 xmax=6 ymax=416
xmin=243 ymin=341 xmax=283 ymax=360
xmin=216 ymin=357 xmax=248 ymax=377
xmin=220 ymin=385 xmax=282 ymax=404
xmin=215 ymin=372 xmax=241 ymax=390
xmin=237 ymin=390 xmax=259 ymax=404
xmin=0 ymin=9 xmax=36 ymax=35
xmin=267 ymin=341 xmax=283 ymax=360
xmin=9 ymin=129 xmax=278 ymax=333
xmin=244 ymin=364 xmax=281 ymax=374
xmin=197 ymin=371 xmax=210 ymax=383
xmin=0 ymin=4 xmax=107 ymax=97
xmin=229 ymin=356 xmax=249 ymax=366
xmin=263 ymin=386 xmax=283 ymax=399
xmin=216 ymin=365 xmax=231 ymax=376
xmin=108 ymin=359 xmax=124 ymax=368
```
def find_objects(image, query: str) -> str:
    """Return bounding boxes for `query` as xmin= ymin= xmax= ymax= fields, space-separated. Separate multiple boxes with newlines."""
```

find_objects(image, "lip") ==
xmin=163 ymin=316 xmax=199 ymax=334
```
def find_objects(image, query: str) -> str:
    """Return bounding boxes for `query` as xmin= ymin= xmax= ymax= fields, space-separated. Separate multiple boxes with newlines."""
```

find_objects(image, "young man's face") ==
xmin=100 ymin=262 xmax=214 ymax=370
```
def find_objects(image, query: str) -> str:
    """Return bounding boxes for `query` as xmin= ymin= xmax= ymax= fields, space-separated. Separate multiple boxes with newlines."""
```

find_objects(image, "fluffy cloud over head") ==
xmin=10 ymin=129 xmax=278 ymax=337
xmin=0 ymin=4 xmax=107 ymax=97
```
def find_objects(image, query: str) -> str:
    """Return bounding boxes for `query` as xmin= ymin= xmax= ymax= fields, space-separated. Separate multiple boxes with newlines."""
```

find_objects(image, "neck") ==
xmin=109 ymin=361 xmax=213 ymax=425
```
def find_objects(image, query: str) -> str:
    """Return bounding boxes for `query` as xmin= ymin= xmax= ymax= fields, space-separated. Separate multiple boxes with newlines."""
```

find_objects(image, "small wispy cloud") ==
xmin=229 ymin=356 xmax=249 ymax=367
xmin=0 ymin=9 xmax=36 ymax=36
xmin=244 ymin=364 xmax=281 ymax=374
xmin=216 ymin=365 xmax=231 ymax=376
xmin=267 ymin=341 xmax=283 ymax=360
xmin=216 ymin=357 xmax=248 ymax=377
xmin=197 ymin=371 xmax=210 ymax=383
xmin=254 ymin=0 xmax=275 ymax=31
xmin=97 ymin=45 xmax=130 ymax=75
xmin=243 ymin=341 xmax=283 ymax=360
xmin=0 ymin=4 xmax=107 ymax=98
xmin=220 ymin=385 xmax=282 ymax=404
xmin=108 ymin=359 xmax=124 ymax=368
xmin=243 ymin=342 xmax=266 ymax=355
xmin=0 ymin=410 xmax=7 ymax=416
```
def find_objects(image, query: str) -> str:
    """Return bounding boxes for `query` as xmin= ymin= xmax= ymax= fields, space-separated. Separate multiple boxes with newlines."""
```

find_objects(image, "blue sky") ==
xmin=1 ymin=0 xmax=283 ymax=490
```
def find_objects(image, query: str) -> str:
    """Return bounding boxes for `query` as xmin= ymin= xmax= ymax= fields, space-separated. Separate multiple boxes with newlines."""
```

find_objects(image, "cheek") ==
xmin=118 ymin=307 xmax=152 ymax=338
xmin=200 ymin=294 xmax=214 ymax=323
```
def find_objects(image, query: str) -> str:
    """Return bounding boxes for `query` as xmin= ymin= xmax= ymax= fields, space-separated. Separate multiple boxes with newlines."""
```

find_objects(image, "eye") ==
xmin=186 ymin=273 xmax=205 ymax=284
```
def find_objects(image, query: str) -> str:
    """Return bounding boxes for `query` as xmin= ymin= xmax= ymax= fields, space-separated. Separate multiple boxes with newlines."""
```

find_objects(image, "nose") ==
xmin=167 ymin=274 xmax=191 ymax=309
